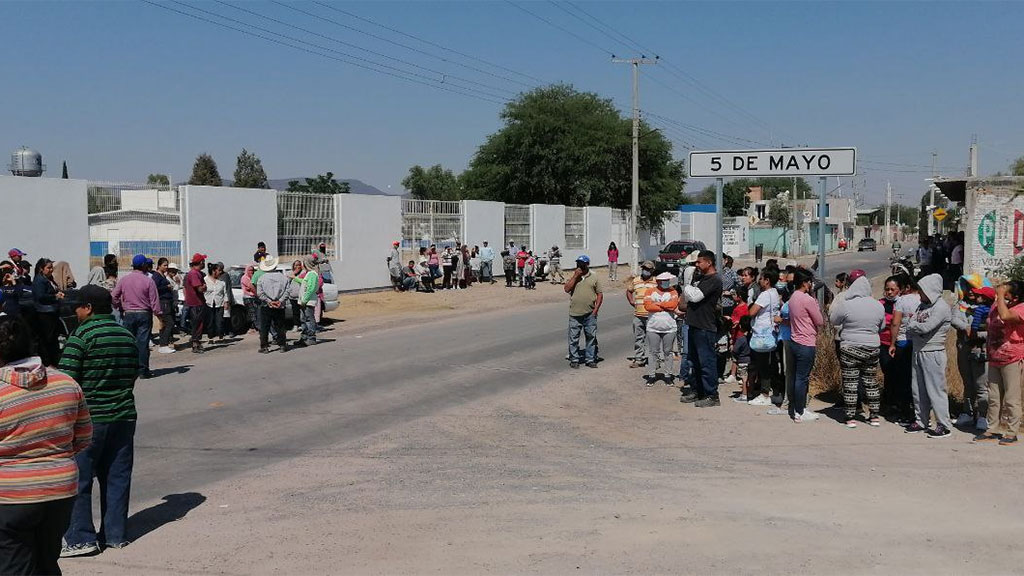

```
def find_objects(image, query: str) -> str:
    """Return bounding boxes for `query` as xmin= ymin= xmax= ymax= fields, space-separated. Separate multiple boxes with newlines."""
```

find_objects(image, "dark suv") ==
xmin=657 ymin=240 xmax=707 ymax=274
xmin=857 ymin=238 xmax=877 ymax=252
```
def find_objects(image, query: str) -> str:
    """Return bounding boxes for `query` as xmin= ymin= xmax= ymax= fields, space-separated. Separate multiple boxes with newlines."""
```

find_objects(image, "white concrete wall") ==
xmin=531 ymin=204 xmax=564 ymax=257
xmin=181 ymin=185 xmax=277 ymax=268
xmin=692 ymin=213 xmax=719 ymax=255
xmin=577 ymin=206 xmax=612 ymax=266
xmin=0 ymin=175 xmax=90 ymax=281
xmin=722 ymin=216 xmax=750 ymax=256
xmin=335 ymin=194 xmax=402 ymax=291
xmin=90 ymin=220 xmax=181 ymax=242
xmin=463 ymin=200 xmax=505 ymax=251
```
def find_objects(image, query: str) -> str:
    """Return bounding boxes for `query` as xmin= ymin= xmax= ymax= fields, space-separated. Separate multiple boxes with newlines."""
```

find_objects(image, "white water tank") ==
xmin=9 ymin=146 xmax=45 ymax=177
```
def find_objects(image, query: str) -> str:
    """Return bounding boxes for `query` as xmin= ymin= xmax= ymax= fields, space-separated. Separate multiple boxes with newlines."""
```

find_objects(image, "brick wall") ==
xmin=964 ymin=177 xmax=1024 ymax=277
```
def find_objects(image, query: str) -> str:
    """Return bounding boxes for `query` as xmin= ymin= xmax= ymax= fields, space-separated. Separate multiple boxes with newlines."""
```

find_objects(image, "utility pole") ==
xmin=613 ymin=56 xmax=657 ymax=275
xmin=969 ymin=135 xmax=979 ymax=177
xmin=885 ymin=181 xmax=891 ymax=245
xmin=928 ymin=150 xmax=937 ymax=236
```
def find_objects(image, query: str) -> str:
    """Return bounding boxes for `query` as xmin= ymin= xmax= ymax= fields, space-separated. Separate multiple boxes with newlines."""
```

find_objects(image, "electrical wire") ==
xmin=142 ymin=0 xmax=509 ymax=105
xmin=311 ymin=1 xmax=545 ymax=85
xmin=505 ymin=1 xmax=617 ymax=56
xmin=214 ymin=0 xmax=518 ymax=99
xmin=643 ymin=110 xmax=771 ymax=148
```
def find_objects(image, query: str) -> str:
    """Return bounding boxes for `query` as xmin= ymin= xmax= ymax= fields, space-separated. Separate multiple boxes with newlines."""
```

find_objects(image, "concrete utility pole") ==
xmin=928 ymin=151 xmax=937 ymax=236
xmin=613 ymin=56 xmax=656 ymax=275
xmin=969 ymin=135 xmax=979 ymax=177
xmin=885 ymin=181 xmax=891 ymax=245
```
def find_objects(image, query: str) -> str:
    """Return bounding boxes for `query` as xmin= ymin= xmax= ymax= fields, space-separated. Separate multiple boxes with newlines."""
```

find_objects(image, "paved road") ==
xmin=70 ymin=248 xmax=1024 ymax=575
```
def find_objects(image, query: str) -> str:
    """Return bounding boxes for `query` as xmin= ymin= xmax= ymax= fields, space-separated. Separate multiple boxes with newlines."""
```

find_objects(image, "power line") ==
xmin=548 ymin=1 xmax=638 ymax=56
xmin=214 ymin=0 xmax=518 ymax=99
xmin=564 ymin=1 xmax=650 ymax=56
xmin=311 ymin=1 xmax=545 ymax=85
xmin=643 ymin=110 xmax=772 ymax=148
xmin=505 ymin=1 xmax=617 ymax=56
xmin=141 ymin=1 xmax=508 ymax=105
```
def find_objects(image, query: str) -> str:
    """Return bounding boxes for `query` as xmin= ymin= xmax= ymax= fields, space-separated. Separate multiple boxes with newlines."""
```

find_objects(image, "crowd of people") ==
xmin=386 ymin=240 xmax=573 ymax=292
xmin=0 ymin=241 xmax=339 ymax=573
xmin=567 ymin=236 xmax=1021 ymax=443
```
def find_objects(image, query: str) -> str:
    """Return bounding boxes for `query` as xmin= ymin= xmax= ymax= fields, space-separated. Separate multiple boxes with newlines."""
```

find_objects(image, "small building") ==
xmin=935 ymin=175 xmax=1024 ymax=277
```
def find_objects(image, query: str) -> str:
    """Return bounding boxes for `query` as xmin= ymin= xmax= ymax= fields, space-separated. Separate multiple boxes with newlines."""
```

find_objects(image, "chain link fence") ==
xmin=277 ymin=191 xmax=336 ymax=262
xmin=564 ymin=207 xmax=587 ymax=250
xmin=87 ymin=181 xmax=182 ymax=269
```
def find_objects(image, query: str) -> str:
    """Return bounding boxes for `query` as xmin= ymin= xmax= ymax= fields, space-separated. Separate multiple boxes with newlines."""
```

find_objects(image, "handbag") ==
xmin=750 ymin=330 xmax=777 ymax=352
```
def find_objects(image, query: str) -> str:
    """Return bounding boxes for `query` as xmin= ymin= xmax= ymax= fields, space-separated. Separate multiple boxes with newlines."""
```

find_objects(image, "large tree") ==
xmin=459 ymin=84 xmax=685 ymax=229
xmin=147 ymin=173 xmax=170 ymax=186
xmin=286 ymin=172 xmax=350 ymax=194
xmin=1011 ymin=156 xmax=1024 ymax=176
xmin=402 ymin=164 xmax=462 ymax=200
xmin=188 ymin=153 xmax=222 ymax=186
xmin=233 ymin=148 xmax=269 ymax=189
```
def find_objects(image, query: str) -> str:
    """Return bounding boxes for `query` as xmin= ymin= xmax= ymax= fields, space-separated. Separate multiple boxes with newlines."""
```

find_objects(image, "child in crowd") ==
xmin=523 ymin=252 xmax=536 ymax=290
xmin=952 ymin=283 xmax=993 ymax=428
xmin=502 ymin=250 xmax=516 ymax=288
xmin=724 ymin=286 xmax=749 ymax=384
xmin=732 ymin=315 xmax=752 ymax=402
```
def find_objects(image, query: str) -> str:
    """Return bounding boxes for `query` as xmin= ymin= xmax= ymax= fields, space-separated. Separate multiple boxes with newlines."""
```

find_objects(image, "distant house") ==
xmin=88 ymin=189 xmax=182 ymax=266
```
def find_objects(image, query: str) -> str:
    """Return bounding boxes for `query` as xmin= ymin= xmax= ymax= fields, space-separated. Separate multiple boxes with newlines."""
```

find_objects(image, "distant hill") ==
xmin=220 ymin=178 xmax=398 ymax=195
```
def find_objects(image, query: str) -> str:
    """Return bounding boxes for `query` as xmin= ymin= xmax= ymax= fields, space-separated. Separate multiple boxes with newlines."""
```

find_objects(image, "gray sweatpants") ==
xmin=912 ymin=349 xmax=951 ymax=430
xmin=632 ymin=316 xmax=648 ymax=364
xmin=646 ymin=331 xmax=675 ymax=377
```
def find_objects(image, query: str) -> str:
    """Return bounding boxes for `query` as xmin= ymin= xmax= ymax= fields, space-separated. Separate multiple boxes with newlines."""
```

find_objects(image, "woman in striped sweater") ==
xmin=0 ymin=316 xmax=92 ymax=575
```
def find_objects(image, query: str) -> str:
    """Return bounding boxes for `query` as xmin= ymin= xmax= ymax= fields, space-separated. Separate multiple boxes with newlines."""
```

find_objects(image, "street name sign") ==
xmin=688 ymin=147 xmax=857 ymax=178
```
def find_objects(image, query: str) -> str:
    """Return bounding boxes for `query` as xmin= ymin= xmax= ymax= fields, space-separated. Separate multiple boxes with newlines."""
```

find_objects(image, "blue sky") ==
xmin=2 ymin=1 xmax=1021 ymax=205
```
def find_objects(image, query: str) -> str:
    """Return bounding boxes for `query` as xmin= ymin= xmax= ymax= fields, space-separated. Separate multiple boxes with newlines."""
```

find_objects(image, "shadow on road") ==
xmin=128 ymin=492 xmax=207 ymax=542
xmin=150 ymin=365 xmax=193 ymax=377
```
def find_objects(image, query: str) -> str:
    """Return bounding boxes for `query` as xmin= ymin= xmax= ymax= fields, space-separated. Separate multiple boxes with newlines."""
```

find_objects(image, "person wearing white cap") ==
xmin=256 ymin=256 xmax=289 ymax=353
xmin=644 ymin=272 xmax=680 ymax=385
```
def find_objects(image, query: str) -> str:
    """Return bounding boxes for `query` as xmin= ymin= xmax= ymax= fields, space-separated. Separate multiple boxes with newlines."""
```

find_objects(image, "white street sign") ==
xmin=689 ymin=147 xmax=857 ymax=178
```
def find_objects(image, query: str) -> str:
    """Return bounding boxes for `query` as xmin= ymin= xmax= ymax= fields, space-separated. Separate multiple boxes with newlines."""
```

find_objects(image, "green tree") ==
xmin=1011 ymin=156 xmax=1024 ymax=176
xmin=188 ymin=153 xmax=222 ymax=186
xmin=459 ymin=84 xmax=685 ymax=229
xmin=233 ymin=148 xmax=269 ymax=189
xmin=402 ymin=164 xmax=462 ymax=200
xmin=286 ymin=172 xmax=350 ymax=194
xmin=767 ymin=194 xmax=791 ymax=228
xmin=147 ymin=173 xmax=170 ymax=187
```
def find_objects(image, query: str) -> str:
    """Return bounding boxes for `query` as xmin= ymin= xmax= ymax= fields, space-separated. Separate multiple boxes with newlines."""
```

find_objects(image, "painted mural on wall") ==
xmin=967 ymin=184 xmax=1024 ymax=278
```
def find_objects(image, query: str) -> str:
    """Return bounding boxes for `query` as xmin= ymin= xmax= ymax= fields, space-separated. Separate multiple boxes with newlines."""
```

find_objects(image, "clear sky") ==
xmin=2 ymin=1 xmax=1021 ymax=205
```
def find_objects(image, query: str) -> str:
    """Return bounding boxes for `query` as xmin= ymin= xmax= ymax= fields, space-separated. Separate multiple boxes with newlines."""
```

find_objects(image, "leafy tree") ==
xmin=1011 ymin=156 xmax=1024 ymax=176
xmin=233 ymin=148 xmax=269 ymax=189
xmin=286 ymin=172 xmax=350 ymax=194
xmin=188 ymin=153 xmax=222 ymax=186
xmin=147 ymin=173 xmax=170 ymax=187
xmin=402 ymin=164 xmax=462 ymax=200
xmin=459 ymin=84 xmax=685 ymax=229
xmin=61 ymin=161 xmax=68 ymax=179
xmin=767 ymin=194 xmax=791 ymax=228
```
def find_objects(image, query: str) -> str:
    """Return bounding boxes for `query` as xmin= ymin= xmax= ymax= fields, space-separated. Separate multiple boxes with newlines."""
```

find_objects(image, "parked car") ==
xmin=178 ymin=265 xmax=340 ymax=334
xmin=656 ymin=240 xmax=707 ymax=274
xmin=857 ymin=238 xmax=877 ymax=252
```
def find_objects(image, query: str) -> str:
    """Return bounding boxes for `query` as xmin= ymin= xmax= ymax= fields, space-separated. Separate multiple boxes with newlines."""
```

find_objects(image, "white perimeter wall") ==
xmin=531 ymin=204 xmax=564 ymax=258
xmin=0 ymin=175 xmax=89 ymax=281
xmin=336 ymin=194 xmax=401 ymax=291
xmin=181 ymin=185 xmax=277 ymax=268
xmin=462 ymin=200 xmax=505 ymax=251
xmin=723 ymin=216 xmax=750 ymax=256
xmin=692 ymin=213 xmax=719 ymax=255
xmin=577 ymin=206 xmax=612 ymax=266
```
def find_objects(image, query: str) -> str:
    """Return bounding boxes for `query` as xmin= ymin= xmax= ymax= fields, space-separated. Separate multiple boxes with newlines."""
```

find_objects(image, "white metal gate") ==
xmin=504 ymin=204 xmax=531 ymax=249
xmin=564 ymin=207 xmax=587 ymax=250
xmin=401 ymin=199 xmax=463 ymax=249
xmin=277 ymin=191 xmax=336 ymax=261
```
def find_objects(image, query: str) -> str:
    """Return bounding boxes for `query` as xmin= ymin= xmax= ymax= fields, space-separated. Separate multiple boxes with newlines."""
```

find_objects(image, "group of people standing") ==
xmin=388 ymin=241 xmax=496 ymax=293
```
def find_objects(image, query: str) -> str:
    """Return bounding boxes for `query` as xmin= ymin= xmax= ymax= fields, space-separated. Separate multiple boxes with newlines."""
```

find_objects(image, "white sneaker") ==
xmin=158 ymin=346 xmax=176 ymax=354
xmin=954 ymin=413 xmax=973 ymax=426
xmin=976 ymin=417 xmax=989 ymax=431
xmin=798 ymin=410 xmax=820 ymax=421
xmin=747 ymin=395 xmax=772 ymax=406
xmin=723 ymin=374 xmax=738 ymax=385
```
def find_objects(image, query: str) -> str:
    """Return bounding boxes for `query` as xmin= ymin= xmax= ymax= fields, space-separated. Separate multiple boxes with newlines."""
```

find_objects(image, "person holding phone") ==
xmin=565 ymin=255 xmax=602 ymax=369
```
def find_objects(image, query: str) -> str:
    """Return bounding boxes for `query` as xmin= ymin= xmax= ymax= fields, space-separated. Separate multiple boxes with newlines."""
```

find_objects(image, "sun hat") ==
xmin=656 ymin=272 xmax=675 ymax=281
xmin=685 ymin=252 xmax=699 ymax=263
xmin=259 ymin=256 xmax=280 ymax=272
xmin=167 ymin=262 xmax=180 ymax=270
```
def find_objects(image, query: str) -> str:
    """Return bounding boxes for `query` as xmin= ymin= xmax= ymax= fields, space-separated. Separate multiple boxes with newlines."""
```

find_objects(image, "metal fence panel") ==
xmin=504 ymin=204 xmax=531 ymax=249
xmin=277 ymin=191 xmax=336 ymax=261
xmin=401 ymin=199 xmax=463 ymax=249
xmin=564 ymin=207 xmax=587 ymax=250
xmin=87 ymin=181 xmax=182 ymax=269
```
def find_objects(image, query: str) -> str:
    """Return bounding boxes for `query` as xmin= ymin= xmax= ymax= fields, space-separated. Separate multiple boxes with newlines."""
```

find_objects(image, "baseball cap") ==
xmin=76 ymin=285 xmax=113 ymax=314
xmin=131 ymin=254 xmax=147 ymax=268
xmin=190 ymin=252 xmax=208 ymax=264
xmin=576 ymin=255 xmax=590 ymax=264
xmin=848 ymin=269 xmax=867 ymax=283
xmin=7 ymin=249 xmax=26 ymax=258
xmin=392 ymin=241 xmax=400 ymax=247
xmin=641 ymin=260 xmax=655 ymax=270
xmin=973 ymin=286 xmax=996 ymax=300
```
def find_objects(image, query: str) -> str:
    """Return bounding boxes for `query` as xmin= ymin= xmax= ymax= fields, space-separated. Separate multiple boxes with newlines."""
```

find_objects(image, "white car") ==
xmin=178 ymin=265 xmax=340 ymax=334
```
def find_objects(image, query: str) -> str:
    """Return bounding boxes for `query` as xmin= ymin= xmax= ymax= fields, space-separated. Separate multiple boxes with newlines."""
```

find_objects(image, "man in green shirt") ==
xmin=58 ymin=285 xmax=140 ymax=557
xmin=564 ymin=255 xmax=603 ymax=368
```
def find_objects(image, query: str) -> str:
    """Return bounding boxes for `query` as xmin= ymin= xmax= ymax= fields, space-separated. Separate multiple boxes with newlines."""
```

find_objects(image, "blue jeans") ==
xmin=300 ymin=305 xmax=317 ymax=344
xmin=480 ymin=261 xmax=493 ymax=281
xmin=790 ymin=342 xmax=816 ymax=417
xmin=687 ymin=326 xmax=718 ymax=398
xmin=65 ymin=420 xmax=136 ymax=547
xmin=568 ymin=314 xmax=597 ymax=364
xmin=120 ymin=311 xmax=151 ymax=373
xmin=676 ymin=319 xmax=692 ymax=381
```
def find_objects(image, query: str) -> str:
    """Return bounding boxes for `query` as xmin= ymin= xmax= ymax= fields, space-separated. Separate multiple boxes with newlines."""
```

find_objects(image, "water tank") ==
xmin=9 ymin=146 xmax=45 ymax=177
